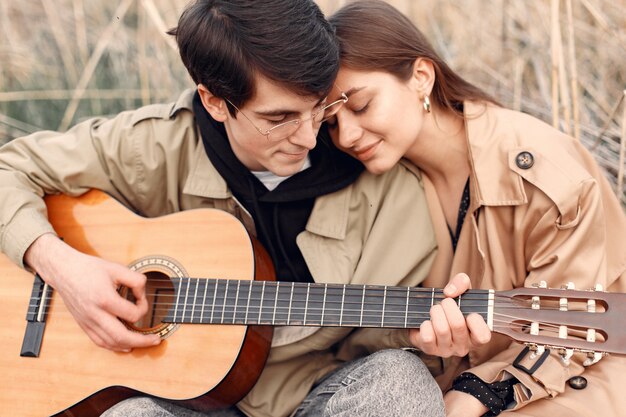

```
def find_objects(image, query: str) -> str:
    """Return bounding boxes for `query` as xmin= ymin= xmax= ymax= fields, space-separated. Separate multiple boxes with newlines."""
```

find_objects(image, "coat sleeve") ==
xmin=0 ymin=100 xmax=189 ymax=268
xmin=466 ymin=177 xmax=624 ymax=412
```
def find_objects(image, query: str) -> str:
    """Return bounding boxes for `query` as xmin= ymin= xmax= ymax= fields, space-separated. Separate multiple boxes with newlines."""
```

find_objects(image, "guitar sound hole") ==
xmin=120 ymin=271 xmax=175 ymax=330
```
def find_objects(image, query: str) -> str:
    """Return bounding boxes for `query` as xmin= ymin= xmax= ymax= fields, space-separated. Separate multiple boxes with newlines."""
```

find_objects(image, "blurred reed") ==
xmin=0 ymin=0 xmax=624 ymax=207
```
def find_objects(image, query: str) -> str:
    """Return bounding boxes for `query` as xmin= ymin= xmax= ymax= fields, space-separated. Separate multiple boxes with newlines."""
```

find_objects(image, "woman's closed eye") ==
xmin=352 ymin=102 xmax=369 ymax=114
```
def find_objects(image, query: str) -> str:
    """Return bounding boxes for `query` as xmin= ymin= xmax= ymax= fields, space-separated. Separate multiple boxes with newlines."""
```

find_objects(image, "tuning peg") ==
xmin=532 ymin=281 xmax=548 ymax=288
xmin=560 ymin=348 xmax=574 ymax=365
xmin=594 ymin=283 xmax=603 ymax=292
xmin=560 ymin=282 xmax=575 ymax=290
xmin=583 ymin=351 xmax=604 ymax=366
xmin=528 ymin=344 xmax=546 ymax=358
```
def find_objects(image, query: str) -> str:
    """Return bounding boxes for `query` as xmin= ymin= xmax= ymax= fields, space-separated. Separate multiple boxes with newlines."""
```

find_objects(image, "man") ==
xmin=0 ymin=1 xmax=450 ymax=416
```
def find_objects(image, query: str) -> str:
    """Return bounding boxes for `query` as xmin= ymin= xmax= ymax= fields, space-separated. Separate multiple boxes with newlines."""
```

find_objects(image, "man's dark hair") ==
xmin=168 ymin=0 xmax=339 ymax=115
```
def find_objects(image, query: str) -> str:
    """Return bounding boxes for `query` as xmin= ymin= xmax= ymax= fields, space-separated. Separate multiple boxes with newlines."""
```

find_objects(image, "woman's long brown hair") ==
xmin=329 ymin=0 xmax=499 ymax=116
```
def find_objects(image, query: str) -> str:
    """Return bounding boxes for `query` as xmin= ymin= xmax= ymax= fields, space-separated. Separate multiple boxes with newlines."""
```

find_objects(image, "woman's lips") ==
xmin=354 ymin=140 xmax=381 ymax=161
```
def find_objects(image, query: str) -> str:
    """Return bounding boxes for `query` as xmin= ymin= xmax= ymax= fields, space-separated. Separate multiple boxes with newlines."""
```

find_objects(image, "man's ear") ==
xmin=410 ymin=58 xmax=436 ymax=97
xmin=197 ymin=84 xmax=229 ymax=122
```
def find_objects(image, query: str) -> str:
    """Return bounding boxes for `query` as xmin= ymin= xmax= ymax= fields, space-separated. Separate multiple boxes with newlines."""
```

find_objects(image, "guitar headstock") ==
xmin=494 ymin=282 xmax=626 ymax=364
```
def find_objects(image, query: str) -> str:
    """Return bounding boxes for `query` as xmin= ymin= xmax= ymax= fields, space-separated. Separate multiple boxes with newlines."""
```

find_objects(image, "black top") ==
xmin=448 ymin=178 xmax=471 ymax=252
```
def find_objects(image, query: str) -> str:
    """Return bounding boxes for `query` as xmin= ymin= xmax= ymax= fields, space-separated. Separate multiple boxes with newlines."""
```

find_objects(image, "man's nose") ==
xmin=289 ymin=119 xmax=317 ymax=149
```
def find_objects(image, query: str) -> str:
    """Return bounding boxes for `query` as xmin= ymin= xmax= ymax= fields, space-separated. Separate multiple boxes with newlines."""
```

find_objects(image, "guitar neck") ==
xmin=164 ymin=278 xmax=492 ymax=328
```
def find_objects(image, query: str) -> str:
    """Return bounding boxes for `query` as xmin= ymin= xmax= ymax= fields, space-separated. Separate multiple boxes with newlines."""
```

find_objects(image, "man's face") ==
xmin=222 ymin=75 xmax=325 ymax=176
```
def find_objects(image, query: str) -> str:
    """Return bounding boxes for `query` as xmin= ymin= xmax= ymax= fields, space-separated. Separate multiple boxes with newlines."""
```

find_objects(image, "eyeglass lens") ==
xmin=267 ymin=97 xmax=346 ymax=141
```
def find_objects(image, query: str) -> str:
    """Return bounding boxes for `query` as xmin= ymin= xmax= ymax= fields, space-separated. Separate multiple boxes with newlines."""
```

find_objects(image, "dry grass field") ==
xmin=0 ymin=0 xmax=624 ymax=207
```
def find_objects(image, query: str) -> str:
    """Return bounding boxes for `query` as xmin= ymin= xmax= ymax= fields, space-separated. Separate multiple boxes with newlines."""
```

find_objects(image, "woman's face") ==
xmin=327 ymin=67 xmax=425 ymax=174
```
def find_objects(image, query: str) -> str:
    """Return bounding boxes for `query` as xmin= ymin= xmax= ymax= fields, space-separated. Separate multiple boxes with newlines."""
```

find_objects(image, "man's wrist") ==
xmin=24 ymin=233 xmax=64 ymax=281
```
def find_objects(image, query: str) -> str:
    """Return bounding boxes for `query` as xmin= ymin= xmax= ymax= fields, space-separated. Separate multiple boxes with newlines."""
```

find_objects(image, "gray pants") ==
xmin=102 ymin=349 xmax=445 ymax=417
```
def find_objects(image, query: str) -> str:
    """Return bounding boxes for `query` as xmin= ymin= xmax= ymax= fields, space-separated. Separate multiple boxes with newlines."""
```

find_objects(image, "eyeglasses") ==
xmin=225 ymin=92 xmax=348 ymax=142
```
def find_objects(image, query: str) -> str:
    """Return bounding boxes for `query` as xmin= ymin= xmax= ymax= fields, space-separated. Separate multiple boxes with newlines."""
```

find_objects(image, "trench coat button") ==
xmin=568 ymin=376 xmax=587 ymax=390
xmin=515 ymin=151 xmax=534 ymax=169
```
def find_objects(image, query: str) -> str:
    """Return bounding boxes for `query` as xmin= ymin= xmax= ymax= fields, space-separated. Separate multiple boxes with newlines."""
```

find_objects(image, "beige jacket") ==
xmin=0 ymin=89 xmax=437 ymax=417
xmin=421 ymin=102 xmax=626 ymax=416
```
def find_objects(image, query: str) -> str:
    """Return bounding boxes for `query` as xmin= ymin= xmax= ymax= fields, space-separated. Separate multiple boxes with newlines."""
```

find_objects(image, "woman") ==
xmin=328 ymin=1 xmax=626 ymax=416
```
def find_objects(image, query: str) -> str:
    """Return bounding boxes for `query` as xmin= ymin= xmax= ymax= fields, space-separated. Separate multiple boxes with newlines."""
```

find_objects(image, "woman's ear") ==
xmin=197 ymin=84 xmax=229 ymax=122
xmin=411 ymin=58 xmax=435 ymax=97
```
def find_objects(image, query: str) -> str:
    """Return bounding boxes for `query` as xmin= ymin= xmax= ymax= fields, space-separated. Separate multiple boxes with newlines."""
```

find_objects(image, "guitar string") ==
xmin=29 ymin=302 xmax=603 ymax=343
xmin=32 ymin=281 xmax=594 ymax=301
xmin=27 ymin=304 xmax=595 ymax=337
xmin=30 ymin=302 xmax=601 ymax=336
xmin=26 ymin=291 xmax=597 ymax=313
xmin=27 ymin=281 xmax=603 ymax=335
xmin=27 ymin=295 xmax=590 ymax=313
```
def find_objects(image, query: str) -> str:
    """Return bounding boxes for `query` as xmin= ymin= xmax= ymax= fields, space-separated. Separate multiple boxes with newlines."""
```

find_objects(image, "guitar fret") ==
xmin=200 ymin=279 xmax=209 ymax=323
xmin=340 ymin=285 xmax=346 ymax=326
xmin=359 ymin=286 xmax=365 ymax=327
xmin=303 ymin=285 xmax=310 ymax=326
xmin=192 ymin=279 xmax=203 ymax=323
xmin=245 ymin=280 xmax=252 ymax=324
xmin=173 ymin=278 xmax=182 ymax=322
xmin=210 ymin=279 xmax=218 ymax=323
xmin=183 ymin=277 xmax=191 ymax=322
xmin=221 ymin=280 xmax=229 ymax=324
xmin=404 ymin=287 xmax=409 ymax=328
xmin=191 ymin=278 xmax=199 ymax=322
xmin=321 ymin=284 xmax=327 ymax=326
xmin=234 ymin=280 xmax=241 ymax=324
xmin=258 ymin=281 xmax=266 ymax=323
xmin=381 ymin=286 xmax=387 ymax=327
xmin=272 ymin=282 xmax=279 ymax=325
xmin=287 ymin=282 xmax=294 ymax=325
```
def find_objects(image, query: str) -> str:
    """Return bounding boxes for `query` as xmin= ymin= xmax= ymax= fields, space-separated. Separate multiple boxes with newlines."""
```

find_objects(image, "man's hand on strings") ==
xmin=24 ymin=233 xmax=161 ymax=352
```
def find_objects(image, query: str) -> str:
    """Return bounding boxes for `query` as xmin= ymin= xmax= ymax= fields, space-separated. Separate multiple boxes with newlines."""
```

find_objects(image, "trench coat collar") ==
xmin=464 ymin=101 xmax=528 ymax=212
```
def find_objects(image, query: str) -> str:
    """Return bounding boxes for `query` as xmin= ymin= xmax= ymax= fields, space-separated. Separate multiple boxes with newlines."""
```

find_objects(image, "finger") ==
xmin=466 ymin=313 xmax=492 ymax=346
xmin=440 ymin=298 xmax=470 ymax=355
xmin=108 ymin=265 xmax=150 ymax=322
xmin=443 ymin=273 xmax=471 ymax=297
xmin=110 ymin=264 xmax=147 ymax=297
xmin=416 ymin=320 xmax=437 ymax=353
xmin=429 ymin=304 xmax=452 ymax=353
xmin=74 ymin=317 xmax=109 ymax=349
xmin=95 ymin=312 xmax=161 ymax=351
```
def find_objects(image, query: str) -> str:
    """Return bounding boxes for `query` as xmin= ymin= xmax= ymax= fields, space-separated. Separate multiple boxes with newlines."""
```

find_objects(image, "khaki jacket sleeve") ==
xmin=0 ymin=101 xmax=189 ymax=268
xmin=467 ymin=178 xmax=615 ymax=410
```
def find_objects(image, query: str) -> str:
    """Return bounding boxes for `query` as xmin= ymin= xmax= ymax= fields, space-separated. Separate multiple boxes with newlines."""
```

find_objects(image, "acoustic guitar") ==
xmin=1 ymin=190 xmax=624 ymax=417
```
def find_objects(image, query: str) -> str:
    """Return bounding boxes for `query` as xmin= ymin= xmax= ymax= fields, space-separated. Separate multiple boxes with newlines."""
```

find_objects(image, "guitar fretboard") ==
xmin=164 ymin=278 xmax=491 ymax=328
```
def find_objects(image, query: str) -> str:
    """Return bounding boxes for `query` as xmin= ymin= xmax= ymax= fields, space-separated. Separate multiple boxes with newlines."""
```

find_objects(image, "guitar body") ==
xmin=0 ymin=190 xmax=274 ymax=416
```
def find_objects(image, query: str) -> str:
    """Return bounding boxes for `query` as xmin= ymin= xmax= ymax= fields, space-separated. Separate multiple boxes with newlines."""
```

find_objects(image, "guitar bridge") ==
xmin=20 ymin=274 xmax=51 ymax=358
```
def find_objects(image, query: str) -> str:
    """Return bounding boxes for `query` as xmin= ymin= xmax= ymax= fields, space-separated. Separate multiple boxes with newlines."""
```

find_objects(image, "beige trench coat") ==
xmin=422 ymin=102 xmax=626 ymax=416
xmin=0 ymin=89 xmax=438 ymax=417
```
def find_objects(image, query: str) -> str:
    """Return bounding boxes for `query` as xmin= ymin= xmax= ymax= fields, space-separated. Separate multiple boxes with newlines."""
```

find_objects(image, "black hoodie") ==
xmin=193 ymin=93 xmax=364 ymax=283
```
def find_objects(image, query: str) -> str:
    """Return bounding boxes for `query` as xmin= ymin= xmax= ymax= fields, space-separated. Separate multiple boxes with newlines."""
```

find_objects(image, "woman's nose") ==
xmin=336 ymin=113 xmax=362 ymax=149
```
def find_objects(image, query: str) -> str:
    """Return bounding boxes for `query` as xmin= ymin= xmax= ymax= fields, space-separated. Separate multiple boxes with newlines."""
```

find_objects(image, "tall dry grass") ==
xmin=0 ymin=0 xmax=624 ymax=207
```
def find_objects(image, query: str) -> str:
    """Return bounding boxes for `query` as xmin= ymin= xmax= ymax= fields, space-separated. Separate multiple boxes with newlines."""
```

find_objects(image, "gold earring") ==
xmin=423 ymin=95 xmax=431 ymax=113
